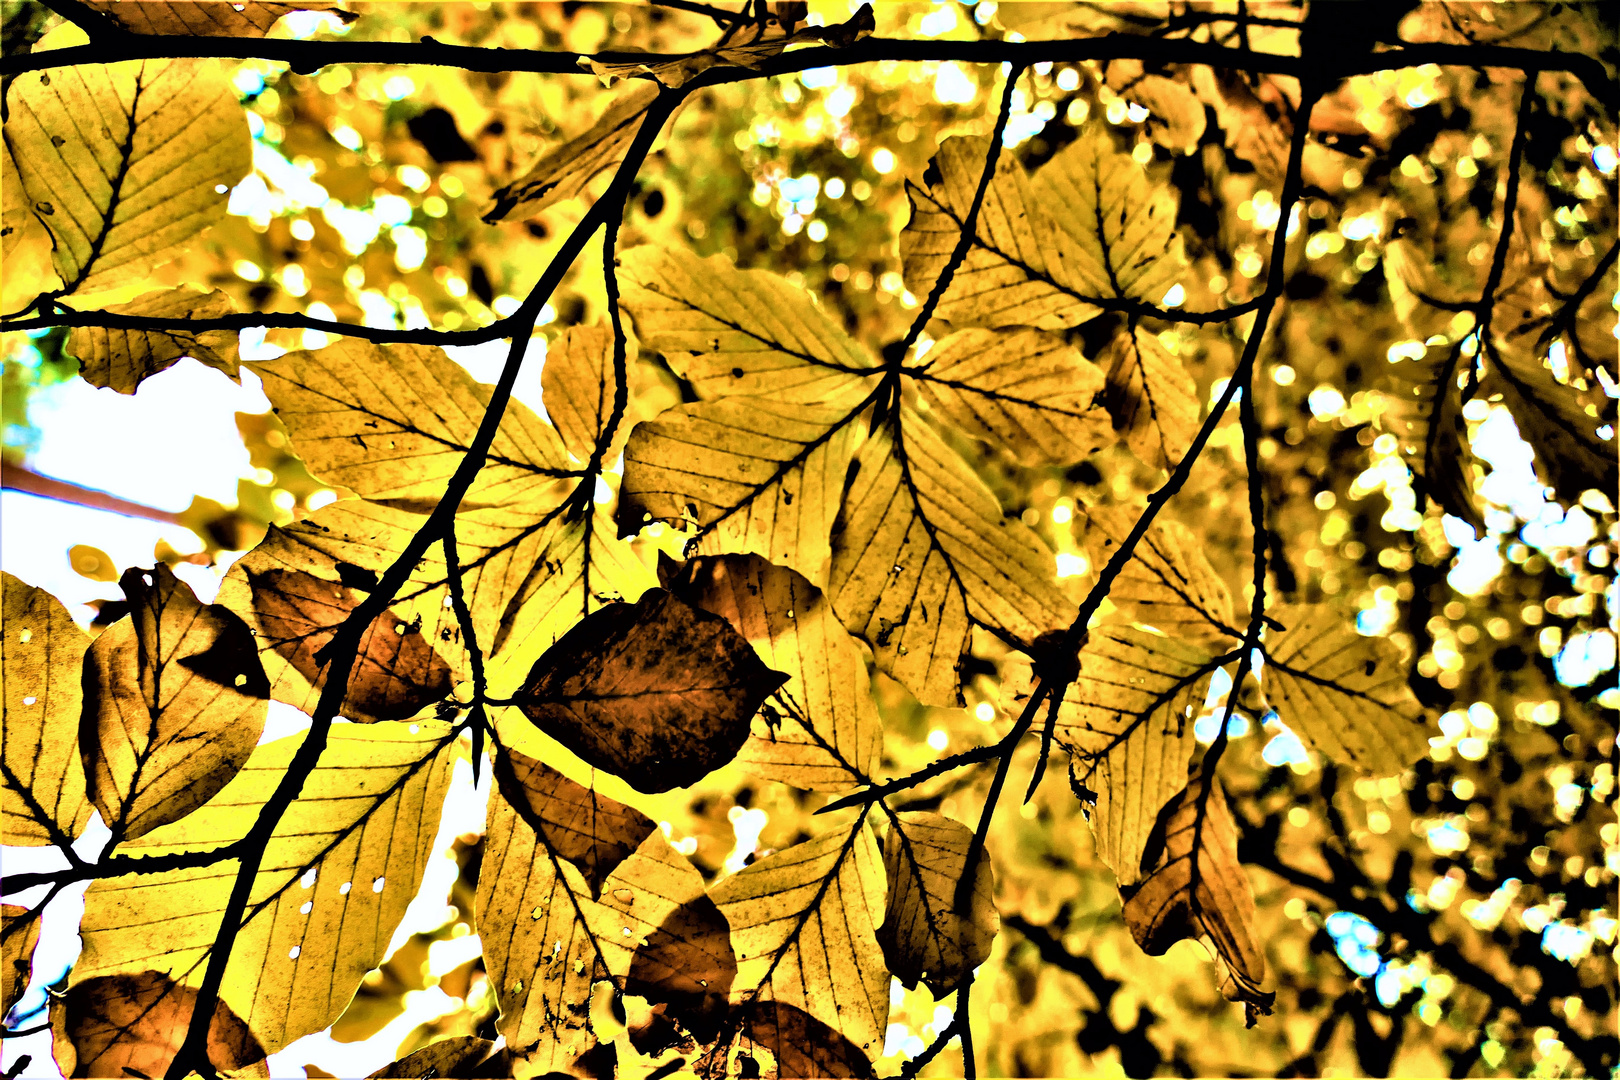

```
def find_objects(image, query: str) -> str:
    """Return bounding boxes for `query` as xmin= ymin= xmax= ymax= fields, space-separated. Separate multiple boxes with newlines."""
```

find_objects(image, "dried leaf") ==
xmin=2 ymin=904 xmax=41 ymax=1019
xmin=1080 ymin=503 xmax=1239 ymax=648
xmin=1123 ymin=770 xmax=1273 ymax=1017
xmin=1263 ymin=606 xmax=1431 ymax=773
xmin=80 ymin=565 xmax=269 ymax=841
xmin=245 ymin=567 xmax=454 ymax=723
xmin=253 ymin=339 xmax=572 ymax=504
xmin=619 ymin=398 xmax=863 ymax=588
xmin=67 ymin=287 xmax=240 ymax=394
xmin=516 ymin=588 xmax=787 ymax=793
xmin=540 ymin=325 xmax=641 ymax=466
xmin=49 ymin=971 xmax=264 ymax=1078
xmin=367 ymin=1036 xmax=508 ymax=1079
xmin=1 ymin=571 xmax=94 ymax=846
xmin=709 ymin=820 xmax=889 ymax=1065
xmin=1100 ymin=324 xmax=1200 ymax=471
xmin=878 ymin=812 xmax=998 ymax=996
xmin=910 ymin=328 xmax=1114 ymax=466
xmin=74 ymin=722 xmax=459 ymax=1057
xmin=496 ymin=746 xmax=657 ymax=895
xmin=584 ymin=5 xmax=874 ymax=88
xmin=619 ymin=246 xmax=879 ymax=404
xmin=486 ymin=83 xmax=661 ymax=222
xmin=1106 ymin=63 xmax=1206 ymax=153
xmin=6 ymin=59 xmax=251 ymax=294
xmin=901 ymin=136 xmax=1098 ymax=331
xmin=667 ymin=554 xmax=882 ymax=792
xmin=1013 ymin=627 xmax=1214 ymax=886
xmin=733 ymin=1002 xmax=874 ymax=1079
xmin=81 ymin=1 xmax=354 ymax=36
xmin=828 ymin=409 xmax=1074 ymax=706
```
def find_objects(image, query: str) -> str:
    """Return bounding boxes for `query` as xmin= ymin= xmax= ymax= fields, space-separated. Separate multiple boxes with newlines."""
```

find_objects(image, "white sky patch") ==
xmin=722 ymin=806 xmax=770 ymax=875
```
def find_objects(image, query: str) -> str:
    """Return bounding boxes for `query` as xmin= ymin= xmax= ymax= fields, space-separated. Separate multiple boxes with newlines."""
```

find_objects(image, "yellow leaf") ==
xmin=67 ymin=286 xmax=240 ymax=394
xmin=81 ymin=565 xmax=269 ymax=841
xmin=619 ymin=246 xmax=879 ymax=405
xmin=828 ymin=410 xmax=1074 ymax=706
xmin=910 ymin=327 xmax=1114 ymax=466
xmin=1101 ymin=324 xmax=1200 ymax=471
xmin=486 ymin=83 xmax=661 ymax=222
xmin=253 ymin=339 xmax=572 ymax=504
xmin=1 ymin=571 xmax=94 ymax=846
xmin=80 ymin=1 xmax=354 ymax=36
xmin=1080 ymin=502 xmax=1239 ymax=648
xmin=1263 ymin=605 xmax=1432 ymax=773
xmin=540 ymin=325 xmax=641 ymax=466
xmin=709 ymin=819 xmax=889 ymax=1065
xmin=619 ymin=398 xmax=863 ymax=587
xmin=668 ymin=554 xmax=883 ymax=792
xmin=6 ymin=58 xmax=250 ymax=295
xmin=878 ymin=811 xmax=997 ymax=996
xmin=901 ymin=136 xmax=1100 ymax=331
xmin=74 ymin=722 xmax=459 ymax=1057
xmin=1012 ymin=626 xmax=1215 ymax=886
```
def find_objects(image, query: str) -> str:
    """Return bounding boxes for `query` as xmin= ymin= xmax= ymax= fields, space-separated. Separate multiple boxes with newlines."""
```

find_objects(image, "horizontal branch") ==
xmin=1 ymin=462 xmax=184 ymax=524
xmin=3 ymin=34 xmax=1611 ymax=112
xmin=1 ymin=305 xmax=512 ymax=347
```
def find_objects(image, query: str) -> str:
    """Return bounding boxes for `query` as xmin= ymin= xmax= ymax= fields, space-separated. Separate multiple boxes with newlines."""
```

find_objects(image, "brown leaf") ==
xmin=625 ymin=869 xmax=737 ymax=1042
xmin=2 ymin=571 xmax=94 ymax=846
xmin=67 ymin=286 xmax=239 ymax=394
xmin=49 ymin=971 xmax=264 ymax=1078
xmin=584 ymin=5 xmax=874 ymax=88
xmin=246 ymin=567 xmax=453 ymax=723
xmin=367 ymin=1035 xmax=509 ymax=1078
xmin=735 ymin=1001 xmax=874 ymax=1079
xmin=2 ymin=904 xmax=41 ymax=1019
xmin=495 ymin=746 xmax=657 ymax=895
xmin=80 ymin=565 xmax=268 ymax=841
xmin=878 ymin=812 xmax=998 ymax=996
xmin=82 ymin=1 xmax=355 ymax=36
xmin=516 ymin=588 xmax=787 ymax=793
xmin=667 ymin=554 xmax=882 ymax=792
xmin=1122 ymin=771 xmax=1273 ymax=1020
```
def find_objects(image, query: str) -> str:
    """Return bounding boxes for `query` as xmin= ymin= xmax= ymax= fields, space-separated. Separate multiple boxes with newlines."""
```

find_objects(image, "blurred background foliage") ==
xmin=1 ymin=2 xmax=1616 ymax=1077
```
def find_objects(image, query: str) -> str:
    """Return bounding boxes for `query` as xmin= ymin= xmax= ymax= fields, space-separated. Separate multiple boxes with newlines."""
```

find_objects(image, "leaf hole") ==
xmin=300 ymin=901 xmax=313 ymax=915
xmin=18 ymin=629 xmax=30 ymax=643
xmin=288 ymin=946 xmax=301 ymax=959
xmin=339 ymin=881 xmax=352 ymax=895
xmin=372 ymin=876 xmax=386 ymax=893
xmin=300 ymin=868 xmax=317 ymax=889
xmin=22 ymin=696 xmax=36 ymax=706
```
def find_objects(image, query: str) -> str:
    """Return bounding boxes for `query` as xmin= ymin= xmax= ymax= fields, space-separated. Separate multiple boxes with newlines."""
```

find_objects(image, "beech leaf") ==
xmin=828 ymin=409 xmax=1074 ymax=707
xmin=1263 ymin=605 xmax=1432 ymax=773
xmin=2 ymin=904 xmax=41 ymax=1019
xmin=80 ymin=1 xmax=355 ymax=36
xmin=619 ymin=245 xmax=879 ymax=404
xmin=909 ymin=327 xmax=1114 ymax=466
xmin=80 ymin=565 xmax=269 ymax=841
xmin=6 ymin=58 xmax=251 ymax=295
xmin=485 ymin=83 xmax=661 ymax=223
xmin=253 ymin=339 xmax=572 ymax=504
xmin=618 ymin=398 xmax=863 ymax=588
xmin=730 ymin=1002 xmax=875 ymax=1080
xmin=73 ymin=722 xmax=459 ymax=1057
xmin=1122 ymin=770 xmax=1274 ymax=1019
xmin=1100 ymin=324 xmax=1201 ymax=471
xmin=66 ymin=286 xmax=240 ymax=394
xmin=1080 ymin=503 xmax=1239 ymax=648
xmin=666 ymin=554 xmax=882 ymax=792
xmin=495 ymin=745 xmax=658 ymax=895
xmin=515 ymin=588 xmax=787 ymax=793
xmin=709 ymin=820 xmax=889 ymax=1066
xmin=540 ymin=325 xmax=641 ymax=466
xmin=901 ymin=136 xmax=1098 ymax=331
xmin=366 ymin=1036 xmax=509 ymax=1079
xmin=584 ymin=5 xmax=873 ymax=88
xmin=244 ymin=567 xmax=454 ymax=723
xmin=49 ymin=971 xmax=265 ymax=1079
xmin=1 ymin=571 xmax=94 ymax=847
xmin=878 ymin=811 xmax=998 ymax=996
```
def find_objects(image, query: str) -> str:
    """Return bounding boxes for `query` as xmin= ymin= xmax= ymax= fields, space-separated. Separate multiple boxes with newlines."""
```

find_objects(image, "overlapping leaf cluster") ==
xmin=1 ymin=1 xmax=1614 ymax=1078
